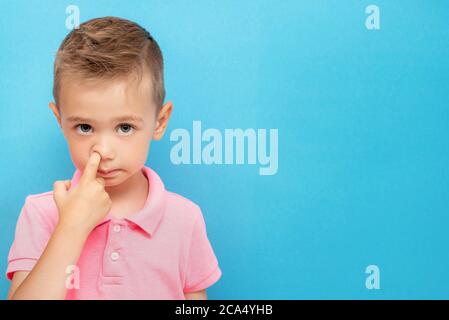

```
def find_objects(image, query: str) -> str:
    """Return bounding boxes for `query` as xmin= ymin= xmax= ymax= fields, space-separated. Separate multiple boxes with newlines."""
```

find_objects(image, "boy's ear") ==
xmin=48 ymin=102 xmax=62 ymax=128
xmin=153 ymin=101 xmax=173 ymax=140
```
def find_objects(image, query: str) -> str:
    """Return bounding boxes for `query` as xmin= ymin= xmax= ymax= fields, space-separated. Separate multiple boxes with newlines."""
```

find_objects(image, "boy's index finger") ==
xmin=81 ymin=152 xmax=101 ymax=183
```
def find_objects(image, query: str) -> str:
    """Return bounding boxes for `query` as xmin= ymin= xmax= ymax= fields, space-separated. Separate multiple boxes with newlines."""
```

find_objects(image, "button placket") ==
xmin=102 ymin=220 xmax=126 ymax=280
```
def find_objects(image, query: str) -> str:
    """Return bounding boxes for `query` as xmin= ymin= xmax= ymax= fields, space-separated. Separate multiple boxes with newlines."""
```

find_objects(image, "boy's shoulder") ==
xmin=143 ymin=166 xmax=205 ymax=224
xmin=23 ymin=189 xmax=201 ymax=208
xmin=163 ymin=190 xmax=203 ymax=221
xmin=24 ymin=190 xmax=56 ymax=209
xmin=23 ymin=189 xmax=204 ymax=222
xmin=19 ymin=191 xmax=59 ymax=227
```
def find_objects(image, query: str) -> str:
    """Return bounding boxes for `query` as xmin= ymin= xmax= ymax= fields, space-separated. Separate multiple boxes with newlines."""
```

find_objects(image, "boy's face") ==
xmin=49 ymin=72 xmax=172 ymax=187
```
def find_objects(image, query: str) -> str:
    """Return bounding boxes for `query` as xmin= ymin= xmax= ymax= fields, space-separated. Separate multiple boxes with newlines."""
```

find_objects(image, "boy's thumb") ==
xmin=53 ymin=180 xmax=69 ymax=199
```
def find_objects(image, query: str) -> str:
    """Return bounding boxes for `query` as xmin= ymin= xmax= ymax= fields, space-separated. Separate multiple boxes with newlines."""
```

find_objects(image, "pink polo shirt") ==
xmin=6 ymin=166 xmax=222 ymax=299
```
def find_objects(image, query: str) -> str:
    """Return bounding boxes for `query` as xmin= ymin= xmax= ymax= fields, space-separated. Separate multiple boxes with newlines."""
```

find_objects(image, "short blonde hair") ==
xmin=53 ymin=16 xmax=165 ymax=110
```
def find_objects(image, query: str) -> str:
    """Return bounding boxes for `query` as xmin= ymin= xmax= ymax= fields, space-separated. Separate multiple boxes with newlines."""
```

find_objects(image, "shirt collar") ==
xmin=69 ymin=165 xmax=166 ymax=236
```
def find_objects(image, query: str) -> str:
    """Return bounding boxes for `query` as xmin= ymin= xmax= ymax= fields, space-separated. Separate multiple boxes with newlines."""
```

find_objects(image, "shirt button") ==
xmin=113 ymin=225 xmax=121 ymax=233
xmin=110 ymin=252 xmax=120 ymax=261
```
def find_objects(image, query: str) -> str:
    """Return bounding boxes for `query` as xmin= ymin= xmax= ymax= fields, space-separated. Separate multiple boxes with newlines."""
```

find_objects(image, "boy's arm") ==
xmin=8 ymin=152 xmax=111 ymax=300
xmin=8 ymin=271 xmax=28 ymax=299
xmin=8 ymin=225 xmax=89 ymax=300
xmin=184 ymin=289 xmax=207 ymax=300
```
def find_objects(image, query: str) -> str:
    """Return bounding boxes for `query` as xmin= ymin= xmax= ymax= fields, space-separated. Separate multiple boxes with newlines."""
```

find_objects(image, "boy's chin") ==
xmin=103 ymin=176 xmax=124 ymax=187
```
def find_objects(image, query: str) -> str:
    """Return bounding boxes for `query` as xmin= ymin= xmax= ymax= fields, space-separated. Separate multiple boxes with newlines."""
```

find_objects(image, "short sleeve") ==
xmin=183 ymin=206 xmax=222 ymax=293
xmin=6 ymin=196 xmax=55 ymax=280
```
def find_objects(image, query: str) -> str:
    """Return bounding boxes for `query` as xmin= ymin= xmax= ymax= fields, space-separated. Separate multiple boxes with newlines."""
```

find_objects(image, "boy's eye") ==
xmin=76 ymin=124 xmax=92 ymax=133
xmin=74 ymin=123 xmax=135 ymax=135
xmin=119 ymin=123 xmax=134 ymax=134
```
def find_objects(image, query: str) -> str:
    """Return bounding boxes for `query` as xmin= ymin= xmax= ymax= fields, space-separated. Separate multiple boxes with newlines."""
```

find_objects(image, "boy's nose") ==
xmin=92 ymin=142 xmax=115 ymax=160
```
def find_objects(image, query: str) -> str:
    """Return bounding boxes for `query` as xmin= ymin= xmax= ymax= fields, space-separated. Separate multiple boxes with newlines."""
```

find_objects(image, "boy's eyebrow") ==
xmin=66 ymin=115 xmax=144 ymax=123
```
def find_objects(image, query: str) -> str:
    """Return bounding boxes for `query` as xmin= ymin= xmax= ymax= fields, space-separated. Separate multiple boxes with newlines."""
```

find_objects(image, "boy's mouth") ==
xmin=97 ymin=169 xmax=121 ymax=177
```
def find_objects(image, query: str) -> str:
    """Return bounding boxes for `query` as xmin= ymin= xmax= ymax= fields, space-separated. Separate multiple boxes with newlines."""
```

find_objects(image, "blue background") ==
xmin=1 ymin=0 xmax=449 ymax=299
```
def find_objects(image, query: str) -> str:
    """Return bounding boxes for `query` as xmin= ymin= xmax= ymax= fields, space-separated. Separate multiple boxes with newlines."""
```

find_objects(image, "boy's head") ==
xmin=49 ymin=16 xmax=172 ymax=187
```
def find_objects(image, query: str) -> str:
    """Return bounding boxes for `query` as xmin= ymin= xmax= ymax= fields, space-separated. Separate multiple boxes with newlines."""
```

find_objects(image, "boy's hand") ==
xmin=52 ymin=152 xmax=112 ymax=235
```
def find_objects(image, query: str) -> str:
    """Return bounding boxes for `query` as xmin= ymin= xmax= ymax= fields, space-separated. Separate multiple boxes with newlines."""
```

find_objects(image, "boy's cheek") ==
xmin=64 ymin=139 xmax=88 ymax=167
xmin=68 ymin=146 xmax=86 ymax=171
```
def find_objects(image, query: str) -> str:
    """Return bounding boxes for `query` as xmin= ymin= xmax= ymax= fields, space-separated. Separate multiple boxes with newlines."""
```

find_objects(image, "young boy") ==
xmin=6 ymin=16 xmax=222 ymax=300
